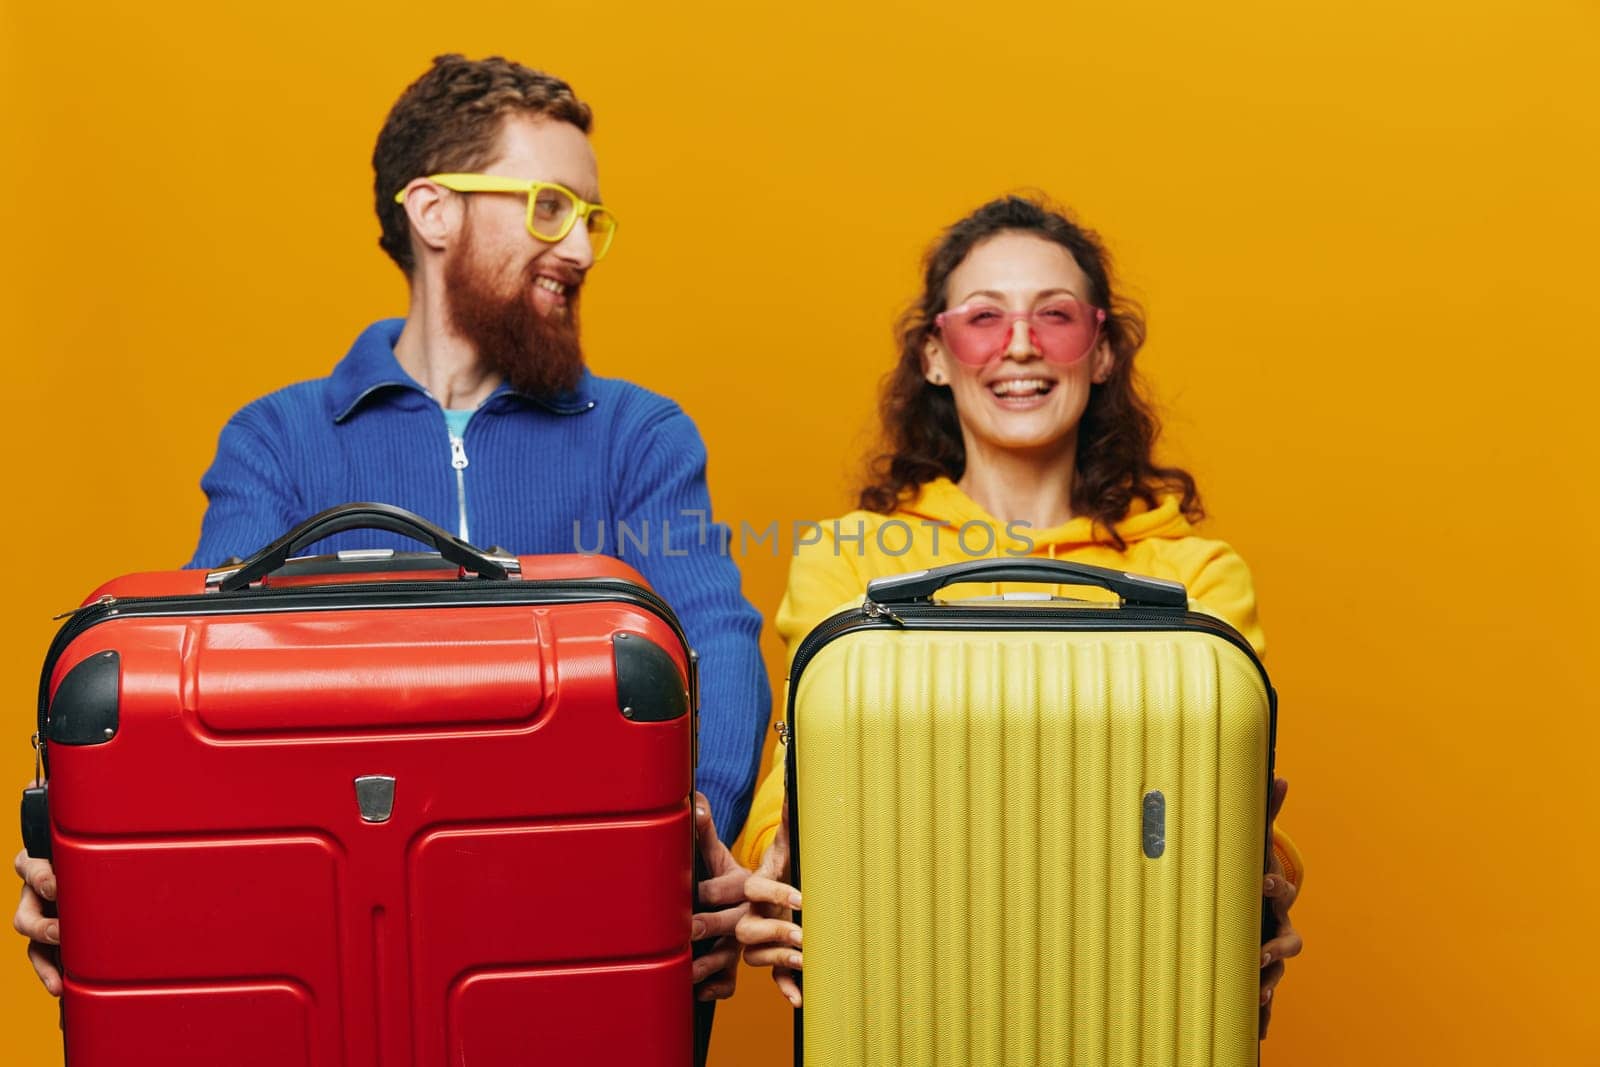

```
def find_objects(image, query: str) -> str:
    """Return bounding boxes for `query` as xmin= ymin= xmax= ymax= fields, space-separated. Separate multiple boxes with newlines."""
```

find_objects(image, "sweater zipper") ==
xmin=449 ymin=434 xmax=470 ymax=541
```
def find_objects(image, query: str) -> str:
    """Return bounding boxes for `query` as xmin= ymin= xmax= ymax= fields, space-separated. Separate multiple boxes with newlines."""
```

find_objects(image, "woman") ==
xmin=732 ymin=195 xmax=1303 ymax=1035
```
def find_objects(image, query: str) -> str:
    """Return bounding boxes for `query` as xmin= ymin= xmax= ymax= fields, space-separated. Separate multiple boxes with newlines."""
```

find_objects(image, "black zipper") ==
xmin=36 ymin=577 xmax=692 ymax=776
xmin=788 ymin=600 xmax=1270 ymax=685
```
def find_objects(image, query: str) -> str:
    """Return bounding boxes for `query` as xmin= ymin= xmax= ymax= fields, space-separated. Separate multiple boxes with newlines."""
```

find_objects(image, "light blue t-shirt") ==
xmin=443 ymin=408 xmax=473 ymax=438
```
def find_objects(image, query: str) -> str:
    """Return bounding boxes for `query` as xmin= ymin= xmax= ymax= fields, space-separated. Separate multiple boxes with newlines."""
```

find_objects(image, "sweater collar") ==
xmin=327 ymin=318 xmax=597 ymax=423
xmin=898 ymin=477 xmax=1194 ymax=548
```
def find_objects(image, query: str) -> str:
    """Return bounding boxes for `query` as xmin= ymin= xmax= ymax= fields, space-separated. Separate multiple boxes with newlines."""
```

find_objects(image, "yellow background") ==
xmin=3 ymin=0 xmax=1597 ymax=1062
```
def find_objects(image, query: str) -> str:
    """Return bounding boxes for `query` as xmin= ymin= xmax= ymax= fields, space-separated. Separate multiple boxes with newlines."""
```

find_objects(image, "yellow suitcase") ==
xmin=785 ymin=559 xmax=1276 ymax=1067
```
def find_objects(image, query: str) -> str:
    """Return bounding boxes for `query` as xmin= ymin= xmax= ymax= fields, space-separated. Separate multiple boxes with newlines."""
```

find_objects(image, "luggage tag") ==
xmin=21 ymin=783 xmax=50 ymax=862
xmin=20 ymin=734 xmax=57 ymax=955
xmin=23 ymin=735 xmax=65 ymax=1032
xmin=19 ymin=735 xmax=59 ymax=983
xmin=21 ymin=733 xmax=50 ymax=862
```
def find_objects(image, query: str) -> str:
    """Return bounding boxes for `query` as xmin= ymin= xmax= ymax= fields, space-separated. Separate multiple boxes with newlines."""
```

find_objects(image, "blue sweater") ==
xmin=189 ymin=319 xmax=770 ymax=842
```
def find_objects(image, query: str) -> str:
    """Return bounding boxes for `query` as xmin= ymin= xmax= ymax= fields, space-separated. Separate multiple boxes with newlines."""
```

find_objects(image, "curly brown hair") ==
xmin=860 ymin=195 xmax=1202 ymax=547
xmin=372 ymin=54 xmax=593 ymax=274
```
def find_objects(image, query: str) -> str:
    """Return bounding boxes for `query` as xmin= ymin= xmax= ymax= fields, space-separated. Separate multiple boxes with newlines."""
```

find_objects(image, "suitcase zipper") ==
xmin=35 ymin=577 xmax=692 ymax=776
xmin=861 ymin=599 xmax=904 ymax=626
xmin=791 ymin=598 xmax=1268 ymax=684
xmin=52 ymin=594 xmax=115 ymax=621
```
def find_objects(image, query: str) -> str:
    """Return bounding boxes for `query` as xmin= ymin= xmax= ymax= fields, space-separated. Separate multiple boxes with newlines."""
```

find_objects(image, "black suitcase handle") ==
xmin=865 ymin=558 xmax=1188 ymax=610
xmin=209 ymin=502 xmax=515 ymax=592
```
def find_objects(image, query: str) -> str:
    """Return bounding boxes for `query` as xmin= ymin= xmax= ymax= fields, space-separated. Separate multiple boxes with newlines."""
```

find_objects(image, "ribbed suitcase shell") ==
xmin=789 ymin=600 xmax=1273 ymax=1067
xmin=35 ymin=550 xmax=697 ymax=1067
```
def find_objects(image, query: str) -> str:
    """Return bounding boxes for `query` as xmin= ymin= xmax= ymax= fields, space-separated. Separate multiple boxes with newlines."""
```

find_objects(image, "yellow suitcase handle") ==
xmin=865 ymin=558 xmax=1188 ymax=609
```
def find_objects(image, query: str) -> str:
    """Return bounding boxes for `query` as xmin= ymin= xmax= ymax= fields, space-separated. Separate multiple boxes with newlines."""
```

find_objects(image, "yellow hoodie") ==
xmin=733 ymin=477 xmax=1303 ymax=886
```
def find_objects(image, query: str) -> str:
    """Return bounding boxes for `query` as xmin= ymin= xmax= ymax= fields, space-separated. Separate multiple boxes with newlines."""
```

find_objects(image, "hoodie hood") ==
xmin=895 ymin=477 xmax=1196 ymax=557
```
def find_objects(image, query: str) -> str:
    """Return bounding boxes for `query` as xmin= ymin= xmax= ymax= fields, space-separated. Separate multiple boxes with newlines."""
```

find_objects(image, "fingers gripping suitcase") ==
xmin=23 ymin=504 xmax=701 ymax=1067
xmin=785 ymin=559 xmax=1277 ymax=1067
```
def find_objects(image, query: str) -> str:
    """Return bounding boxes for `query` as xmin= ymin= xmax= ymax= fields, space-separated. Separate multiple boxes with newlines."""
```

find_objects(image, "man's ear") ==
xmin=398 ymin=180 xmax=456 ymax=256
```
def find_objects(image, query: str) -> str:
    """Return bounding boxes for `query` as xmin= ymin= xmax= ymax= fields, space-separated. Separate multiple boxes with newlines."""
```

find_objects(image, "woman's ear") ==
xmin=1090 ymin=338 xmax=1114 ymax=384
xmin=923 ymin=339 xmax=949 ymax=386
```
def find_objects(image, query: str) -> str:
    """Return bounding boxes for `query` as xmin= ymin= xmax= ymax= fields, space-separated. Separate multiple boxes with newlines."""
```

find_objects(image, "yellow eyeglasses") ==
xmin=396 ymin=174 xmax=618 ymax=261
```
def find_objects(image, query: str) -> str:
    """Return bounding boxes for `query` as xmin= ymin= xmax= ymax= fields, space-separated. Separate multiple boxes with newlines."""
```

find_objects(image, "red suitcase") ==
xmin=22 ymin=504 xmax=700 ymax=1066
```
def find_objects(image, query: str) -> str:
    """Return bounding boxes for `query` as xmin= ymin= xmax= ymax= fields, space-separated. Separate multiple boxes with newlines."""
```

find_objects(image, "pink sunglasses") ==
xmin=935 ymin=298 xmax=1106 ymax=366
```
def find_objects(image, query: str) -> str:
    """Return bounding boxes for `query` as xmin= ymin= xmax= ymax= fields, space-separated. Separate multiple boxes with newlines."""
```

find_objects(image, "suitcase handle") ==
xmin=865 ymin=559 xmax=1188 ymax=609
xmin=210 ymin=502 xmax=515 ymax=592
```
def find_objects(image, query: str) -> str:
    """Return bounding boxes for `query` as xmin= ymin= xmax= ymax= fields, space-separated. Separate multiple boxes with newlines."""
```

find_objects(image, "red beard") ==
xmin=443 ymin=226 xmax=585 ymax=399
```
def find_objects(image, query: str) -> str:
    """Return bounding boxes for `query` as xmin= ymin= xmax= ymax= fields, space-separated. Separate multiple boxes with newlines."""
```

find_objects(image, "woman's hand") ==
xmin=1260 ymin=777 xmax=1303 ymax=1037
xmin=736 ymin=810 xmax=803 ymax=1006
xmin=13 ymin=846 xmax=61 ymax=996
xmin=691 ymin=792 xmax=749 ymax=1002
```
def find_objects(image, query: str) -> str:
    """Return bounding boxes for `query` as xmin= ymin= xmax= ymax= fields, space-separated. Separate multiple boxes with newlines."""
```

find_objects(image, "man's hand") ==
xmin=13 ymin=847 xmax=61 ymax=996
xmin=691 ymin=792 xmax=748 ymax=1002
xmin=1260 ymin=777 xmax=1303 ymax=1037
xmin=736 ymin=809 xmax=802 ymax=1006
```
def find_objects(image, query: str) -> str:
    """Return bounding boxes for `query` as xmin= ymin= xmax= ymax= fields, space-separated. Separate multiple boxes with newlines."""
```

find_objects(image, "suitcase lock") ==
xmin=354 ymin=775 xmax=397 ymax=823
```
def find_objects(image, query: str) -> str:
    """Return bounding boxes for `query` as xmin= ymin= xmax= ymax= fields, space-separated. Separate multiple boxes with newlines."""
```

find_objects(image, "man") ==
xmin=14 ymin=54 xmax=762 ymax=1008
